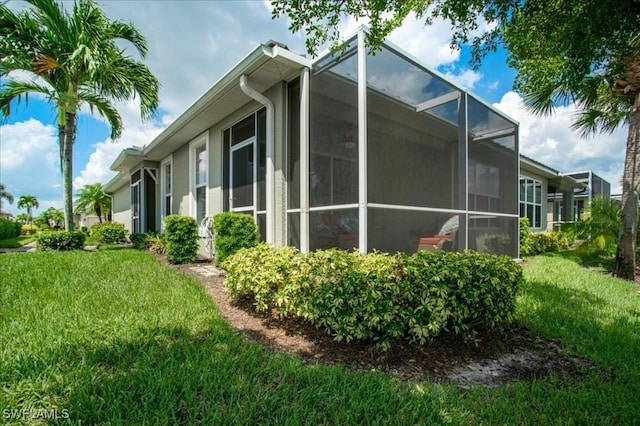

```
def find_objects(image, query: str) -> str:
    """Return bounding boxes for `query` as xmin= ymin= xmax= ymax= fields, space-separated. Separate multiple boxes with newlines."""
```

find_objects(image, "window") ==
xmin=223 ymin=109 xmax=267 ymax=241
xmin=190 ymin=134 xmax=208 ymax=224
xmin=161 ymin=156 xmax=172 ymax=227
xmin=519 ymin=177 xmax=542 ymax=228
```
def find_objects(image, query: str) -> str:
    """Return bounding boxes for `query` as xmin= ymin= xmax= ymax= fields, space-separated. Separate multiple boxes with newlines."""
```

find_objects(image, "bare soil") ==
xmin=166 ymin=257 xmax=600 ymax=388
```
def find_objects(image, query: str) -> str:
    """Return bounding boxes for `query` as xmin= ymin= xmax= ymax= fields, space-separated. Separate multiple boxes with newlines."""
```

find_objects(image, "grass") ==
xmin=0 ymin=235 xmax=36 ymax=248
xmin=1 ymin=250 xmax=639 ymax=424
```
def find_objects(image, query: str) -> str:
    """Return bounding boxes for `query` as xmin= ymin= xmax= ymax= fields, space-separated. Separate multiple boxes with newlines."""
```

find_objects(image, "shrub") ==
xmin=300 ymin=249 xmax=408 ymax=348
xmin=406 ymin=251 xmax=521 ymax=343
xmin=519 ymin=217 xmax=532 ymax=257
xmin=148 ymin=234 xmax=166 ymax=255
xmin=90 ymin=222 xmax=127 ymax=244
xmin=129 ymin=232 xmax=150 ymax=250
xmin=223 ymin=243 xmax=304 ymax=314
xmin=528 ymin=232 xmax=571 ymax=255
xmin=165 ymin=215 xmax=198 ymax=264
xmin=576 ymin=196 xmax=620 ymax=256
xmin=223 ymin=247 xmax=523 ymax=349
xmin=36 ymin=231 xmax=86 ymax=251
xmin=0 ymin=219 xmax=21 ymax=240
xmin=213 ymin=212 xmax=259 ymax=267
xmin=21 ymin=224 xmax=39 ymax=235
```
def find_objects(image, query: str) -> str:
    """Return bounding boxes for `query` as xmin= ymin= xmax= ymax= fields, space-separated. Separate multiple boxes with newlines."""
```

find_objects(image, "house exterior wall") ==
xmin=111 ymin=183 xmax=131 ymax=232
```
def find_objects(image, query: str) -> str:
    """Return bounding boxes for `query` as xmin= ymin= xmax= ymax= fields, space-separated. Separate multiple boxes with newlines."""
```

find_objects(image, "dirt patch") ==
xmin=165 ymin=257 xmax=599 ymax=388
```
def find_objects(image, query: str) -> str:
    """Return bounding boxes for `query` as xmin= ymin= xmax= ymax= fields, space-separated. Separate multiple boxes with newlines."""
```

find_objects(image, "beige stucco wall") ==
xmin=111 ymin=183 xmax=132 ymax=232
xmin=108 ymin=78 xmax=294 ymax=253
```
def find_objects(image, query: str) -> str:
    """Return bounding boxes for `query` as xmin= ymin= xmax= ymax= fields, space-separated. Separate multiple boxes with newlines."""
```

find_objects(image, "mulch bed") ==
xmin=163 ymin=255 xmax=602 ymax=387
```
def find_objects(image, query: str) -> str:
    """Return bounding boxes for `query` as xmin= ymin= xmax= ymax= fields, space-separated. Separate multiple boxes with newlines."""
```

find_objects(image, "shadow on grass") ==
xmin=522 ymin=276 xmax=640 ymax=374
xmin=14 ymin=325 xmax=461 ymax=424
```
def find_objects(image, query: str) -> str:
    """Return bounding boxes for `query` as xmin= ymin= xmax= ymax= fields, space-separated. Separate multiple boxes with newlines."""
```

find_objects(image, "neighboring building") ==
xmin=547 ymin=170 xmax=611 ymax=225
xmin=519 ymin=156 xmax=585 ymax=231
xmin=105 ymin=27 xmax=521 ymax=258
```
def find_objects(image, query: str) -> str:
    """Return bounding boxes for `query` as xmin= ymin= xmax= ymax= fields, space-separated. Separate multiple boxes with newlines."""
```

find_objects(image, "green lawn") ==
xmin=0 ymin=250 xmax=638 ymax=424
xmin=0 ymin=235 xmax=36 ymax=248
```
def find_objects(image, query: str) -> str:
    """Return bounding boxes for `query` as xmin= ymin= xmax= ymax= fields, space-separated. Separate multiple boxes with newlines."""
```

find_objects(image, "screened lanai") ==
xmin=286 ymin=27 xmax=519 ymax=257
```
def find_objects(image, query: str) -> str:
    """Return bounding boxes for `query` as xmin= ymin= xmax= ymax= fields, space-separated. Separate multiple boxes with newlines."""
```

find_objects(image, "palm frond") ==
xmin=77 ymin=89 xmax=123 ymax=139
xmin=0 ymin=78 xmax=55 ymax=116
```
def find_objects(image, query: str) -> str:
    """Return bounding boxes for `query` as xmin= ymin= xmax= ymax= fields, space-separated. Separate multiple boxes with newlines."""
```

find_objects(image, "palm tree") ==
xmin=0 ymin=0 xmax=159 ymax=231
xmin=16 ymin=213 xmax=29 ymax=224
xmin=0 ymin=183 xmax=14 ymax=213
xmin=74 ymin=182 xmax=111 ymax=223
xmin=17 ymin=195 xmax=39 ymax=225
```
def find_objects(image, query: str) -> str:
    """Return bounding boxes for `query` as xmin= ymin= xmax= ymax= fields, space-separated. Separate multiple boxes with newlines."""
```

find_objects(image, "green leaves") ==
xmin=224 ymin=246 xmax=523 ymax=349
xmin=36 ymin=230 xmax=86 ymax=250
xmin=164 ymin=215 xmax=199 ymax=264
xmin=90 ymin=222 xmax=126 ymax=245
xmin=213 ymin=212 xmax=260 ymax=267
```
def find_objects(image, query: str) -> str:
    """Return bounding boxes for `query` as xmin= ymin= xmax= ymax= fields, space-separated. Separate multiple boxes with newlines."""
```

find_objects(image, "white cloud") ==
xmin=387 ymin=14 xmax=460 ymax=68
xmin=73 ymin=120 xmax=165 ymax=189
xmin=444 ymin=69 xmax=483 ymax=90
xmin=0 ymin=119 xmax=61 ymax=215
xmin=494 ymin=91 xmax=627 ymax=193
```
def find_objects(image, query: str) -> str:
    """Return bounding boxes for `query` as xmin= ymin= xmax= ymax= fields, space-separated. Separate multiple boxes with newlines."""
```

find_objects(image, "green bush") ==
xmin=529 ymin=232 xmax=571 ymax=255
xmin=148 ymin=234 xmax=166 ymax=255
xmin=300 ymin=249 xmax=408 ymax=347
xmin=576 ymin=196 xmax=620 ymax=256
xmin=519 ymin=217 xmax=532 ymax=257
xmin=0 ymin=219 xmax=21 ymax=240
xmin=213 ymin=212 xmax=259 ymax=267
xmin=129 ymin=232 xmax=150 ymax=250
xmin=223 ymin=246 xmax=523 ymax=349
xmin=165 ymin=215 xmax=198 ymax=264
xmin=36 ymin=231 xmax=86 ymax=251
xmin=90 ymin=222 xmax=127 ymax=244
xmin=21 ymin=224 xmax=39 ymax=235
xmin=223 ymin=243 xmax=304 ymax=314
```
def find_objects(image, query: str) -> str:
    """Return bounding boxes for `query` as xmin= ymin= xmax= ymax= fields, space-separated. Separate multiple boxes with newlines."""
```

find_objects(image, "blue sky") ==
xmin=0 ymin=1 xmax=626 ymax=217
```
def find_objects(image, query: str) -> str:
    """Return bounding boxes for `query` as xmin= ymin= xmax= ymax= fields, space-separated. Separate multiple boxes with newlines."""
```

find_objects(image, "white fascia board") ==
xmin=143 ymin=45 xmax=271 ymax=157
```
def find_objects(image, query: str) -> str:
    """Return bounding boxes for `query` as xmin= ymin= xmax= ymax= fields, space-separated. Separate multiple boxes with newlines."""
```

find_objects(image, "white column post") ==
xmin=357 ymin=27 xmax=368 ymax=253
xmin=300 ymin=68 xmax=310 ymax=253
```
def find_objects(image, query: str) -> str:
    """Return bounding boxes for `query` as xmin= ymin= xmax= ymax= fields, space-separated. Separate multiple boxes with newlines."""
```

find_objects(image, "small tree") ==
xmin=17 ymin=195 xmax=39 ymax=226
xmin=74 ymin=183 xmax=111 ymax=223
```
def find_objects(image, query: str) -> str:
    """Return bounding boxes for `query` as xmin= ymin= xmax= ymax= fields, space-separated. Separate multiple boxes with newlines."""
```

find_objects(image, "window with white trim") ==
xmin=519 ymin=177 xmax=542 ymax=228
xmin=190 ymin=135 xmax=208 ymax=224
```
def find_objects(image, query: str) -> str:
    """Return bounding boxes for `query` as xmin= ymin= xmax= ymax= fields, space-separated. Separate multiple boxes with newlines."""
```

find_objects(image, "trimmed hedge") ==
xmin=36 ymin=231 xmax=86 ymax=251
xmin=223 ymin=245 xmax=523 ymax=349
xmin=165 ymin=215 xmax=198 ymax=264
xmin=21 ymin=224 xmax=39 ymax=235
xmin=90 ymin=222 xmax=127 ymax=244
xmin=528 ymin=232 xmax=571 ymax=255
xmin=213 ymin=212 xmax=259 ymax=267
xmin=0 ymin=219 xmax=21 ymax=240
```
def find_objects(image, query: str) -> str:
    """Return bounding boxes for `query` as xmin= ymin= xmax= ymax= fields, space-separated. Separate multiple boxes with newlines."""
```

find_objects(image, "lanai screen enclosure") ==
xmin=288 ymin=29 xmax=519 ymax=257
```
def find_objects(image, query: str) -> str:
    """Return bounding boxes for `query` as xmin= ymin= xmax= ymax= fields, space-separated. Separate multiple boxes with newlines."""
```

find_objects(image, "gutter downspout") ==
xmin=240 ymin=75 xmax=275 ymax=244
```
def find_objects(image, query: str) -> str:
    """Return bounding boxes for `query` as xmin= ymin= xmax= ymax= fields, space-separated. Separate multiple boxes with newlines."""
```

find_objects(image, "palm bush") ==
xmin=576 ymin=196 xmax=620 ymax=256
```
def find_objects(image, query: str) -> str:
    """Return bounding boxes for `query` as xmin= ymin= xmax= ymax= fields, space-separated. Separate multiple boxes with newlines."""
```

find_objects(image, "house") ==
xmin=518 ymin=155 xmax=585 ymax=231
xmin=105 ymin=27 xmax=523 ymax=258
xmin=547 ymin=171 xmax=611 ymax=225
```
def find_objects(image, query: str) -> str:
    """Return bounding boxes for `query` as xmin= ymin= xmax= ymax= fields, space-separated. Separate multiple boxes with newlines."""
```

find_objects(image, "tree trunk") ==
xmin=62 ymin=113 xmax=76 ymax=231
xmin=614 ymin=91 xmax=640 ymax=280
